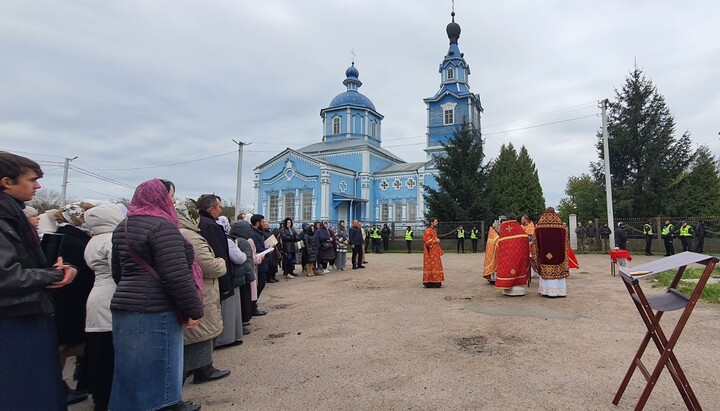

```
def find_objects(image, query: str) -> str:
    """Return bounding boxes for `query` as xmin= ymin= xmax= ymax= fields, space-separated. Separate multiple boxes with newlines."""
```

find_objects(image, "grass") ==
xmin=651 ymin=267 xmax=720 ymax=304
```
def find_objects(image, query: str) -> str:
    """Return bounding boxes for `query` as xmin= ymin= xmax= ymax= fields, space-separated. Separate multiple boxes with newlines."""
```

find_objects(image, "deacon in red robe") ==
xmin=423 ymin=217 xmax=445 ymax=288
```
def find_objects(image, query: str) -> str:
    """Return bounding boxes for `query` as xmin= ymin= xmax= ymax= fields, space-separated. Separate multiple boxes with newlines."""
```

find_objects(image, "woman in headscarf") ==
xmin=334 ymin=220 xmax=349 ymax=271
xmin=52 ymin=202 xmax=96 ymax=403
xmin=83 ymin=203 xmax=124 ymax=411
xmin=303 ymin=223 xmax=318 ymax=276
xmin=109 ymin=179 xmax=203 ymax=411
xmin=315 ymin=220 xmax=334 ymax=274
xmin=215 ymin=215 xmax=249 ymax=348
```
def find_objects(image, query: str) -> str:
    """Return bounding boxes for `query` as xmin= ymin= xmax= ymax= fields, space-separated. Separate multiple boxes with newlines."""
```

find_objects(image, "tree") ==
xmin=663 ymin=145 xmax=720 ymax=216
xmin=558 ymin=174 xmax=605 ymax=221
xmin=485 ymin=143 xmax=545 ymax=220
xmin=424 ymin=121 xmax=487 ymax=221
xmin=591 ymin=67 xmax=692 ymax=217
xmin=27 ymin=189 xmax=68 ymax=213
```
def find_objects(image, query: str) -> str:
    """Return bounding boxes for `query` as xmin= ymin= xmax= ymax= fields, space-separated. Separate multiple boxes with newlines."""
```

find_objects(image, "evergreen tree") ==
xmin=591 ymin=67 xmax=692 ymax=217
xmin=485 ymin=143 xmax=545 ymax=220
xmin=423 ymin=121 xmax=487 ymax=221
xmin=663 ymin=145 xmax=720 ymax=216
xmin=558 ymin=174 xmax=605 ymax=221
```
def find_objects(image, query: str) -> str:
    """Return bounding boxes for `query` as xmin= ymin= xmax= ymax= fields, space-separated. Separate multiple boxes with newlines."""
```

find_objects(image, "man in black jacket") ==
xmin=1 ymin=152 xmax=77 ymax=410
xmin=250 ymin=214 xmax=268 ymax=316
xmin=195 ymin=194 xmax=234 ymax=381
xmin=349 ymin=220 xmax=365 ymax=269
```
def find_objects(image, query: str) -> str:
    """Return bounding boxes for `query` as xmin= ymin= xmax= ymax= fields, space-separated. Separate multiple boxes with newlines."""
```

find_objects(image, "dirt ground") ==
xmin=70 ymin=251 xmax=720 ymax=410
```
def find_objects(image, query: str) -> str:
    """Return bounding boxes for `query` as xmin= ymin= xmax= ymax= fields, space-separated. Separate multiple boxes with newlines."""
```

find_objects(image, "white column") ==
xmin=569 ymin=214 xmax=578 ymax=250
xmin=253 ymin=172 xmax=260 ymax=213
xmin=311 ymin=188 xmax=317 ymax=221
xmin=320 ymin=168 xmax=330 ymax=221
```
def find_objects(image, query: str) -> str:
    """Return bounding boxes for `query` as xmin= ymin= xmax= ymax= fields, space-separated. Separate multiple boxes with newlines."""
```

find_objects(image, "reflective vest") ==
xmin=457 ymin=229 xmax=465 ymax=239
xmin=470 ymin=229 xmax=478 ymax=240
xmin=661 ymin=224 xmax=674 ymax=238
xmin=405 ymin=229 xmax=413 ymax=241
xmin=679 ymin=225 xmax=693 ymax=237
xmin=371 ymin=228 xmax=381 ymax=239
xmin=643 ymin=224 xmax=653 ymax=236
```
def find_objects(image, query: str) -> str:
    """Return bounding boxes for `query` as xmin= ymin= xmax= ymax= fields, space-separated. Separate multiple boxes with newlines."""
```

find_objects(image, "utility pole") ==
xmin=232 ymin=140 xmax=250 ymax=220
xmin=600 ymin=99 xmax=616 ymax=248
xmin=60 ymin=156 xmax=77 ymax=207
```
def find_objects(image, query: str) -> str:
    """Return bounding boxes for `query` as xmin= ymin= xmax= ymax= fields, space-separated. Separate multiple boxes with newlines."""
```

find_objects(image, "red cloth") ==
xmin=423 ymin=227 xmax=445 ymax=283
xmin=568 ymin=246 xmax=579 ymax=269
xmin=495 ymin=220 xmax=530 ymax=289
xmin=609 ymin=249 xmax=632 ymax=263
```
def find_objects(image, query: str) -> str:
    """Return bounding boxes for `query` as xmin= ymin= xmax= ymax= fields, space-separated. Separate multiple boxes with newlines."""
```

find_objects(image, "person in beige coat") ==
xmin=175 ymin=198 xmax=231 ymax=385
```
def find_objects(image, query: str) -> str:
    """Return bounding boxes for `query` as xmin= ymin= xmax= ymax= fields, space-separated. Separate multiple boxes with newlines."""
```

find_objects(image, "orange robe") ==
xmin=483 ymin=227 xmax=499 ymax=280
xmin=495 ymin=220 xmax=530 ymax=289
xmin=423 ymin=227 xmax=445 ymax=283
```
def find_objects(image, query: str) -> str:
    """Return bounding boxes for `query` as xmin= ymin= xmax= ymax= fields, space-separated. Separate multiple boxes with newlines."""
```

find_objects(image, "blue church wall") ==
xmin=427 ymin=96 xmax=472 ymax=147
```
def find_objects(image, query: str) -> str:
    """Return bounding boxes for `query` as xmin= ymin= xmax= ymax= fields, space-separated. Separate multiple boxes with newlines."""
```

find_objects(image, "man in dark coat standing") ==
xmin=195 ymin=194 xmax=233 ymax=381
xmin=1 ymin=152 xmax=77 ymax=410
xmin=197 ymin=194 xmax=233 ymax=301
xmin=349 ymin=220 xmax=365 ymax=269
xmin=250 ymin=214 xmax=268 ymax=316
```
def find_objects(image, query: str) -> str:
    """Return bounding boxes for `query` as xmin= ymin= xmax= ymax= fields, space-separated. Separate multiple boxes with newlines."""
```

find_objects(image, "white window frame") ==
xmin=284 ymin=193 xmax=295 ymax=220
xmin=407 ymin=202 xmax=417 ymax=222
xmin=447 ymin=68 xmax=454 ymax=80
xmin=371 ymin=122 xmax=377 ymax=139
xmin=301 ymin=192 xmax=312 ymax=221
xmin=332 ymin=117 xmax=341 ymax=135
xmin=381 ymin=204 xmax=389 ymax=221
xmin=394 ymin=203 xmax=403 ymax=222
xmin=268 ymin=195 xmax=279 ymax=222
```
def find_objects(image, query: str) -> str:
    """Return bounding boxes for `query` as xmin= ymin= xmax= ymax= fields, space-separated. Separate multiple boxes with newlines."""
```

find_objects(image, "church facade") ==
xmin=253 ymin=12 xmax=482 ymax=226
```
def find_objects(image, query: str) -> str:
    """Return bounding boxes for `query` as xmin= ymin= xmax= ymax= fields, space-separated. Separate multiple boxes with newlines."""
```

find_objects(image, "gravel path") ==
xmin=71 ymin=252 xmax=720 ymax=410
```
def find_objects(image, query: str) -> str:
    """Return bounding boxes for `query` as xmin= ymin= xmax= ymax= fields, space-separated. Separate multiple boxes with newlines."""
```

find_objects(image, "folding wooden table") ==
xmin=613 ymin=252 xmax=718 ymax=410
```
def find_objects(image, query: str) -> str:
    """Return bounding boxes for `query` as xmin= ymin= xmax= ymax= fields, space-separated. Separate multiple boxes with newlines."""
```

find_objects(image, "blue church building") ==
xmin=253 ymin=12 xmax=482 ymax=226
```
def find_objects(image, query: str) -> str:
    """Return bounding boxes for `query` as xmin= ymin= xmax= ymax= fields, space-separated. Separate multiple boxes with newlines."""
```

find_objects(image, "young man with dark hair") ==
xmin=0 ymin=151 xmax=78 ymax=409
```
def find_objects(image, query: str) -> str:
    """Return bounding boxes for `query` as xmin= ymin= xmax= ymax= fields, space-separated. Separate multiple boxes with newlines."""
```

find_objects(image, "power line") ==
xmin=82 ymin=151 xmax=236 ymax=171
xmin=6 ymin=149 xmax=66 ymax=159
xmin=67 ymin=183 xmax=120 ymax=199
xmin=483 ymin=101 xmax=597 ymax=128
xmin=484 ymin=114 xmax=598 ymax=136
xmin=69 ymin=165 xmax=136 ymax=190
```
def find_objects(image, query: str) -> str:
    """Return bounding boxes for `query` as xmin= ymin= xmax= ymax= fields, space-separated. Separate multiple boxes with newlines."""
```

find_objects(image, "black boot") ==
xmin=162 ymin=400 xmax=201 ymax=411
xmin=193 ymin=364 xmax=231 ymax=384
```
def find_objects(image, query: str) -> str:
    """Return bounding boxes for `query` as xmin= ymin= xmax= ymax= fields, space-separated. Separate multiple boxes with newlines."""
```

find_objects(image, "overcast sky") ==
xmin=2 ymin=0 xmax=718 ymax=211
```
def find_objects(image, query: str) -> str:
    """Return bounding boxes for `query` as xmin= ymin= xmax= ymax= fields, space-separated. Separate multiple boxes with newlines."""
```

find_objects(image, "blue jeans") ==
xmin=110 ymin=311 xmax=183 ymax=411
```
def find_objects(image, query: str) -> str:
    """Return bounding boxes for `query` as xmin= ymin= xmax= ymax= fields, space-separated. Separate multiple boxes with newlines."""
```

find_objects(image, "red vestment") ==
xmin=495 ymin=220 xmax=530 ymax=289
xmin=423 ymin=227 xmax=445 ymax=283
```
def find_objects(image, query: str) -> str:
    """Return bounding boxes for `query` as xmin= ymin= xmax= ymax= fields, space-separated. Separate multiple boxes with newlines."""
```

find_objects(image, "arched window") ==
xmin=332 ymin=117 xmax=341 ymax=135
xmin=447 ymin=68 xmax=454 ymax=80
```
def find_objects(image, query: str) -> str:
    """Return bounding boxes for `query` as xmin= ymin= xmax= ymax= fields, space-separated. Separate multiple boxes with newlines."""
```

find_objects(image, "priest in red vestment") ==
xmin=531 ymin=208 xmax=570 ymax=297
xmin=423 ymin=217 xmax=445 ymax=288
xmin=495 ymin=214 xmax=530 ymax=296
xmin=482 ymin=222 xmax=500 ymax=283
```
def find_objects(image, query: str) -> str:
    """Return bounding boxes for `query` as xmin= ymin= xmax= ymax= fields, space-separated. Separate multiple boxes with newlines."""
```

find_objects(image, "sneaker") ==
xmin=287 ymin=274 xmax=296 ymax=279
xmin=323 ymin=269 xmax=330 ymax=274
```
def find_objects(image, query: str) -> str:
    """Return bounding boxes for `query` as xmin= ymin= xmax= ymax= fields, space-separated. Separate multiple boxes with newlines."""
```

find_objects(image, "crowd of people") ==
xmin=2 ymin=150 xmax=393 ymax=410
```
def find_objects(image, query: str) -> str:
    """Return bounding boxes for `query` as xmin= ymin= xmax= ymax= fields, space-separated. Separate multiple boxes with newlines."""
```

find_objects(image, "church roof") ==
xmin=377 ymin=162 xmax=428 ymax=174
xmin=328 ymin=91 xmax=376 ymax=111
xmin=298 ymin=139 xmax=405 ymax=163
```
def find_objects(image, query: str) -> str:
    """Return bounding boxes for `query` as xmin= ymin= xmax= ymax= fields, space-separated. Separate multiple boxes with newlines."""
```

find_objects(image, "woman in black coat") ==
xmin=280 ymin=217 xmax=300 ymax=278
xmin=315 ymin=221 xmax=334 ymax=274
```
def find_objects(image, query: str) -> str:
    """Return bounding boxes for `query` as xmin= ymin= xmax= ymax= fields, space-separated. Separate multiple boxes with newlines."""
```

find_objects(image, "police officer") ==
xmin=371 ymin=225 xmax=382 ymax=254
xmin=678 ymin=220 xmax=694 ymax=252
xmin=661 ymin=219 xmax=675 ymax=256
xmin=404 ymin=226 xmax=413 ymax=253
xmin=456 ymin=225 xmax=465 ymax=253
xmin=643 ymin=220 xmax=654 ymax=256
xmin=470 ymin=225 xmax=479 ymax=253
